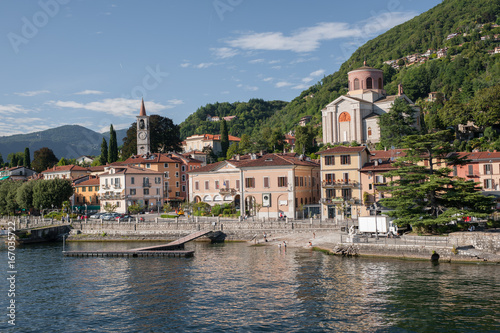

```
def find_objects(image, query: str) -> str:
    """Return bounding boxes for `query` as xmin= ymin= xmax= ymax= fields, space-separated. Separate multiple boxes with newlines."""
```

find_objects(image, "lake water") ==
xmin=1 ymin=240 xmax=499 ymax=332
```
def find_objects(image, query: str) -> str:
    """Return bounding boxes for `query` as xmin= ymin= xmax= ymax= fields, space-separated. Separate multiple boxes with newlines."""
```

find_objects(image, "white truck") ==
xmin=358 ymin=216 xmax=402 ymax=236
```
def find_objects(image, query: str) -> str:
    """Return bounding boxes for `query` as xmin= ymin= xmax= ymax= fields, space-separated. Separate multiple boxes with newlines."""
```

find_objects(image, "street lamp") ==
xmin=84 ymin=204 xmax=87 ymax=218
xmin=371 ymin=202 xmax=379 ymax=240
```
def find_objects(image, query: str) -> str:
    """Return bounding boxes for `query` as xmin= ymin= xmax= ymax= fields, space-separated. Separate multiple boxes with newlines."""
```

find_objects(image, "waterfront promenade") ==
xmin=2 ymin=215 xmax=499 ymax=263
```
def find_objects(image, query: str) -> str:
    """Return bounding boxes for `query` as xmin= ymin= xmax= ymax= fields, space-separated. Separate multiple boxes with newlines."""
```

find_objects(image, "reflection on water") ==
xmin=0 ymin=241 xmax=499 ymax=332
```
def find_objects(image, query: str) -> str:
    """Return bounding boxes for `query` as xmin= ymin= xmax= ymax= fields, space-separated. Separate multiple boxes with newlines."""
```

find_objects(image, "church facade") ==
xmin=322 ymin=64 xmax=419 ymax=146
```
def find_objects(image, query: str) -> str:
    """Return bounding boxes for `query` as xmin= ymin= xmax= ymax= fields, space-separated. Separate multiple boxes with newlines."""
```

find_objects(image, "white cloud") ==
xmin=0 ymin=104 xmax=31 ymax=114
xmin=236 ymin=84 xmax=258 ymax=91
xmin=0 ymin=116 xmax=48 ymax=136
xmin=226 ymin=14 xmax=417 ymax=54
xmin=14 ymin=90 xmax=50 ymax=97
xmin=310 ymin=69 xmax=325 ymax=77
xmin=275 ymin=81 xmax=292 ymax=88
xmin=167 ymin=99 xmax=184 ymax=105
xmin=211 ymin=47 xmax=239 ymax=59
xmin=292 ymin=84 xmax=311 ymax=90
xmin=249 ymin=58 xmax=265 ymax=64
xmin=180 ymin=62 xmax=191 ymax=68
xmin=227 ymin=22 xmax=361 ymax=53
xmin=194 ymin=62 xmax=215 ymax=69
xmin=272 ymin=66 xmax=281 ymax=70
xmin=262 ymin=77 xmax=273 ymax=82
xmin=46 ymin=98 xmax=171 ymax=117
xmin=74 ymin=90 xmax=105 ymax=95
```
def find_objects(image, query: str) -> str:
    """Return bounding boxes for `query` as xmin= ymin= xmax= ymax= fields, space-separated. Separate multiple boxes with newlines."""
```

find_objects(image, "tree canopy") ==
xmin=379 ymin=98 xmax=418 ymax=149
xmin=31 ymin=147 xmax=58 ymax=173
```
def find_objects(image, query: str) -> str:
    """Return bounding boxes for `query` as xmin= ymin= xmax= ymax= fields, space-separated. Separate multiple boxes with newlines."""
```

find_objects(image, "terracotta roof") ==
xmin=75 ymin=177 xmax=100 ymax=186
xmin=370 ymin=149 xmax=407 ymax=161
xmin=122 ymin=153 xmax=182 ymax=165
xmin=41 ymin=165 xmax=89 ymax=173
xmin=101 ymin=165 xmax=163 ymax=176
xmin=450 ymin=151 xmax=500 ymax=161
xmin=139 ymin=98 xmax=146 ymax=116
xmin=360 ymin=161 xmax=398 ymax=172
xmin=201 ymin=134 xmax=241 ymax=142
xmin=318 ymin=146 xmax=368 ymax=155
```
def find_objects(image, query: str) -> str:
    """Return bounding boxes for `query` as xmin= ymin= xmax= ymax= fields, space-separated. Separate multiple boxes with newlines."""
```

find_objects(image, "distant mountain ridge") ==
xmin=0 ymin=125 xmax=128 ymax=161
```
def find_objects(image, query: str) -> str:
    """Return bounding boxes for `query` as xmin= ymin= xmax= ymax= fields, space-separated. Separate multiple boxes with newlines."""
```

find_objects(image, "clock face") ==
xmin=138 ymin=132 xmax=147 ymax=140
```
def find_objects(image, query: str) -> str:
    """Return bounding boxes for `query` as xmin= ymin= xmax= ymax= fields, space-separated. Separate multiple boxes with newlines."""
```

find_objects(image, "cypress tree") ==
xmin=108 ymin=125 xmax=118 ymax=163
xmin=24 ymin=147 xmax=31 ymax=169
xmin=220 ymin=119 xmax=229 ymax=158
xmin=10 ymin=155 xmax=18 ymax=167
xmin=100 ymin=137 xmax=108 ymax=165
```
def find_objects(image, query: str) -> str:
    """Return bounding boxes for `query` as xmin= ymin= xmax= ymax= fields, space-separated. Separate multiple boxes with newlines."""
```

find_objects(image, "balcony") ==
xmin=322 ymin=179 xmax=359 ymax=188
xmin=320 ymin=197 xmax=360 ymax=205
xmin=99 ymin=194 xmax=125 ymax=200
xmin=143 ymin=182 xmax=151 ymax=188
xmin=219 ymin=188 xmax=237 ymax=195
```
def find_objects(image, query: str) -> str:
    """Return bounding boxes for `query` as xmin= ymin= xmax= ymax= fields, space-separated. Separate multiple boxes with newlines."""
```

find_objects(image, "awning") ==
xmin=0 ymin=176 xmax=10 ymax=180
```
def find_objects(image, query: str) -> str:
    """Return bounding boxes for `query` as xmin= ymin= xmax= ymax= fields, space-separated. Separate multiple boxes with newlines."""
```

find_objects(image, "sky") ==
xmin=0 ymin=0 xmax=442 ymax=136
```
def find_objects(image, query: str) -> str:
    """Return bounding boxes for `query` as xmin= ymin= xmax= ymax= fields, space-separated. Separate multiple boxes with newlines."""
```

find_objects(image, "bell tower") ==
xmin=137 ymin=98 xmax=150 ymax=155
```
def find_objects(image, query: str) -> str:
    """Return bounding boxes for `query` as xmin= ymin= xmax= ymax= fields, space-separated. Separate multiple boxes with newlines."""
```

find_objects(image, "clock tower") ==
xmin=137 ymin=98 xmax=150 ymax=155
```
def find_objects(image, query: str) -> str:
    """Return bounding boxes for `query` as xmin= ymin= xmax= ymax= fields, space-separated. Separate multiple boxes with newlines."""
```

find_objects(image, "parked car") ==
xmin=116 ymin=214 xmax=133 ymax=220
xmin=90 ymin=212 xmax=106 ymax=219
xmin=102 ymin=213 xmax=121 ymax=221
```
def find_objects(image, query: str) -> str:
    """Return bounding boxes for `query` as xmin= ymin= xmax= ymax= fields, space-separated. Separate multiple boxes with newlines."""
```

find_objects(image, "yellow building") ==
xmin=73 ymin=176 xmax=100 ymax=214
xmin=318 ymin=146 xmax=370 ymax=221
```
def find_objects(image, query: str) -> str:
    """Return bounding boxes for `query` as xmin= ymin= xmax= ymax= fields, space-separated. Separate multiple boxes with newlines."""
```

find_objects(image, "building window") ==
xmin=343 ymin=173 xmax=349 ymax=182
xmin=76 ymin=196 xmax=80 ymax=203
xmin=164 ymin=172 xmax=169 ymax=178
xmin=131 ymin=177 xmax=135 ymax=184
xmin=175 ymin=191 xmax=180 ymax=197
xmin=195 ymin=181 xmax=199 ymax=190
xmin=369 ymin=184 xmax=373 ymax=190
xmin=354 ymin=78 xmax=360 ymax=90
xmin=342 ymin=188 xmax=351 ymax=200
xmin=484 ymin=164 xmax=492 ymax=175
xmin=484 ymin=179 xmax=493 ymax=189
xmin=146 ymin=163 xmax=151 ymax=169
xmin=155 ymin=177 xmax=162 ymax=184
xmin=235 ymin=180 xmax=240 ymax=190
xmin=468 ymin=165 xmax=474 ymax=176
xmin=130 ymin=189 xmax=136 ymax=195
xmin=156 ymin=188 xmax=160 ymax=195
xmin=325 ymin=156 xmax=334 ymax=165
xmin=175 ymin=163 xmax=179 ymax=168
xmin=278 ymin=177 xmax=287 ymax=187
xmin=176 ymin=181 xmax=179 ymax=188
xmin=245 ymin=178 xmax=255 ymax=188
xmin=164 ymin=163 xmax=168 ymax=168
xmin=224 ymin=180 xmax=230 ymax=189
xmin=326 ymin=189 xmax=335 ymax=198
xmin=205 ymin=181 xmax=209 ymax=190
xmin=341 ymin=155 xmax=351 ymax=165
xmin=182 ymin=185 xmax=186 ymax=192
xmin=453 ymin=166 xmax=458 ymax=177
xmin=82 ymin=187 xmax=86 ymax=192
xmin=215 ymin=181 xmax=220 ymax=189
xmin=295 ymin=177 xmax=298 ymax=186
xmin=143 ymin=177 xmax=150 ymax=186
xmin=182 ymin=175 xmax=186 ymax=182
xmin=94 ymin=186 xmax=98 ymax=191
xmin=325 ymin=173 xmax=335 ymax=182
xmin=181 ymin=165 xmax=186 ymax=172
xmin=144 ymin=189 xmax=149 ymax=195
xmin=300 ymin=177 xmax=304 ymax=187
xmin=88 ymin=186 xmax=92 ymax=192
xmin=367 ymin=127 xmax=372 ymax=137
xmin=175 ymin=172 xmax=179 ymax=178
xmin=366 ymin=77 xmax=373 ymax=89
xmin=264 ymin=177 xmax=269 ymax=188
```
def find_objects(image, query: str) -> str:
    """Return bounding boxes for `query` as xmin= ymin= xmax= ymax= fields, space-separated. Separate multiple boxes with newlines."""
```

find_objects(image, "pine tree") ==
xmin=24 ymin=147 xmax=31 ymax=169
xmin=108 ymin=125 xmax=118 ymax=163
xmin=100 ymin=137 xmax=108 ymax=165
xmin=220 ymin=119 xmax=229 ymax=158
xmin=379 ymin=98 xmax=418 ymax=149
xmin=381 ymin=130 xmax=495 ymax=233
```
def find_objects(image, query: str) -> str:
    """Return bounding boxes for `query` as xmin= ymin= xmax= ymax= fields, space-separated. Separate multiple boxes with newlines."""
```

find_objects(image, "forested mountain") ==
xmin=179 ymin=0 xmax=500 ymax=148
xmin=179 ymin=99 xmax=288 ymax=139
xmin=0 ymin=125 xmax=127 ymax=160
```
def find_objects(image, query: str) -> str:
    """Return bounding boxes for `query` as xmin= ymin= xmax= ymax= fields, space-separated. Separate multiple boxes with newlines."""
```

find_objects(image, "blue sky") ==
xmin=0 ymin=0 xmax=441 ymax=136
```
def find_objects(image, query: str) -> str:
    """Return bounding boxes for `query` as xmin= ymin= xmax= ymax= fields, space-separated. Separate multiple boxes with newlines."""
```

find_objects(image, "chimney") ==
xmin=397 ymin=83 xmax=403 ymax=96
xmin=374 ymin=160 xmax=378 ymax=166
xmin=236 ymin=154 xmax=240 ymax=161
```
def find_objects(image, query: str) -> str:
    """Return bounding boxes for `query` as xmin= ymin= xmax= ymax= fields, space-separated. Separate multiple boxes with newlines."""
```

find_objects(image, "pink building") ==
xmin=188 ymin=153 xmax=320 ymax=218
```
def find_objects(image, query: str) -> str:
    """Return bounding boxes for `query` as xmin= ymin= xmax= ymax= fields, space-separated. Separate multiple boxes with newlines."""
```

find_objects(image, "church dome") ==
xmin=347 ymin=62 xmax=384 ymax=92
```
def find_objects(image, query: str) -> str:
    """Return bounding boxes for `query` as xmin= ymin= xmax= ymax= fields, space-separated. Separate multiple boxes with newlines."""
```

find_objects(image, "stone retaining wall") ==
xmin=448 ymin=231 xmax=500 ymax=254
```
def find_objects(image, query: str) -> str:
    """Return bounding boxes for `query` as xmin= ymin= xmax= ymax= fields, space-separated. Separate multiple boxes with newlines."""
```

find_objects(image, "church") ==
xmin=321 ymin=63 xmax=420 ymax=146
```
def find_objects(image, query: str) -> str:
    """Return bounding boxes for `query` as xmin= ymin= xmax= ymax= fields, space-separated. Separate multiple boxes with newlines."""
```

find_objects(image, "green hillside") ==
xmin=179 ymin=0 xmax=500 ymax=144
xmin=179 ymin=99 xmax=288 ymax=139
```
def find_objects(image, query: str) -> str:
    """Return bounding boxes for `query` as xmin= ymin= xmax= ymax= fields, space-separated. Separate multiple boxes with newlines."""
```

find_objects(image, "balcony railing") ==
xmin=320 ymin=197 xmax=360 ymax=205
xmin=99 ymin=194 xmax=125 ymax=200
xmin=219 ymin=188 xmax=237 ymax=195
xmin=143 ymin=182 xmax=151 ymax=188
xmin=322 ymin=180 xmax=359 ymax=188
